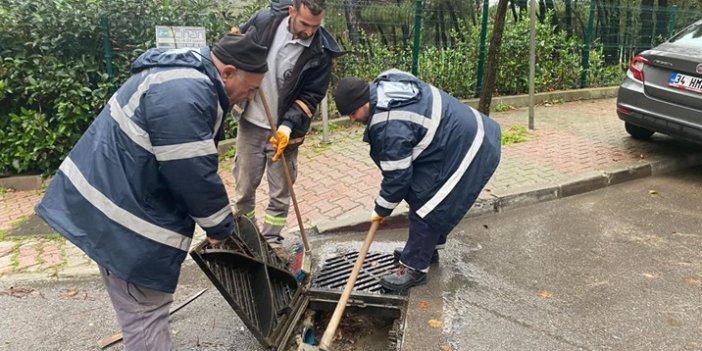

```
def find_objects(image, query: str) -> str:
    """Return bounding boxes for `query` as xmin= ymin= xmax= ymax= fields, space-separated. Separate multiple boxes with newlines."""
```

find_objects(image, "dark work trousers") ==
xmin=99 ymin=266 xmax=174 ymax=351
xmin=399 ymin=211 xmax=452 ymax=273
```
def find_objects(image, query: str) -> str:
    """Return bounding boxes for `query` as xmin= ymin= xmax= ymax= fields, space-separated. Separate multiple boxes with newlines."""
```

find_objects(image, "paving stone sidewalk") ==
xmin=1 ymin=97 xmax=701 ymax=281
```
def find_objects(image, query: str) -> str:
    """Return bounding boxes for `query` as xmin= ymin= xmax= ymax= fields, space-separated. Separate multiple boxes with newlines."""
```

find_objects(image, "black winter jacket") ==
xmin=240 ymin=9 xmax=343 ymax=146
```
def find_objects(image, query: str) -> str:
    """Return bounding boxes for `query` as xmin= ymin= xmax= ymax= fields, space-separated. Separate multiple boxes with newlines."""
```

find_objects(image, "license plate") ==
xmin=668 ymin=72 xmax=702 ymax=94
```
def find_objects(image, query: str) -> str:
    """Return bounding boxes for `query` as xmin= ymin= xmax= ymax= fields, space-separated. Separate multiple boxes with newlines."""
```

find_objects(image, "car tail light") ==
xmin=628 ymin=56 xmax=649 ymax=82
xmin=617 ymin=106 xmax=632 ymax=115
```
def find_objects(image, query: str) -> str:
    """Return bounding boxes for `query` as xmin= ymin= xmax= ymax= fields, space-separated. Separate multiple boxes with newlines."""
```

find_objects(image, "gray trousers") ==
xmin=99 ymin=266 xmax=173 ymax=351
xmin=233 ymin=117 xmax=298 ymax=246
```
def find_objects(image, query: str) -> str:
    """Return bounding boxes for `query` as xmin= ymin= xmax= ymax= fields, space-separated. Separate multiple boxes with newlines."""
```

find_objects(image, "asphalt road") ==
xmin=1 ymin=168 xmax=701 ymax=351
xmin=404 ymin=166 xmax=702 ymax=351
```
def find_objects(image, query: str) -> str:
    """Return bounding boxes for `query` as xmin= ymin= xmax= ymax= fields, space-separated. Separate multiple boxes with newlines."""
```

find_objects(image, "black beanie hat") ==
xmin=334 ymin=77 xmax=370 ymax=116
xmin=212 ymin=29 xmax=268 ymax=74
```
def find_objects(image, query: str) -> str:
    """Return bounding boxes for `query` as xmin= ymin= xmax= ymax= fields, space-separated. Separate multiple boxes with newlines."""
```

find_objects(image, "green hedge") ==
xmin=0 ymin=1 xmax=623 ymax=176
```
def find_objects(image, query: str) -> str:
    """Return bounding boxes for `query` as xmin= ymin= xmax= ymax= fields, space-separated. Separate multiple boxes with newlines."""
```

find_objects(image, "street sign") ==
xmin=155 ymin=26 xmax=207 ymax=49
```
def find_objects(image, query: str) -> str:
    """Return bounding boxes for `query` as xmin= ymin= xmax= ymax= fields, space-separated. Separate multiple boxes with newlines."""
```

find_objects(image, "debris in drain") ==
xmin=289 ymin=310 xmax=397 ymax=351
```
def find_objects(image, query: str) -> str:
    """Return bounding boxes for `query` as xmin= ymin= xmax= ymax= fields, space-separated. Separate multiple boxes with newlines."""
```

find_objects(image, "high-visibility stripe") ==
xmin=109 ymin=96 xmax=152 ymax=153
xmin=214 ymin=103 xmax=224 ymax=136
xmin=417 ymin=108 xmax=485 ymax=218
xmin=412 ymin=86 xmax=442 ymax=160
xmin=153 ymin=140 xmax=217 ymax=161
xmin=264 ymin=214 xmax=287 ymax=226
xmin=124 ymin=68 xmax=210 ymax=118
xmin=191 ymin=204 xmax=232 ymax=229
xmin=59 ymin=157 xmax=191 ymax=251
xmin=245 ymin=210 xmax=256 ymax=219
xmin=109 ymin=68 xmax=215 ymax=159
xmin=375 ymin=196 xmax=400 ymax=210
xmin=369 ymin=110 xmax=426 ymax=128
xmin=380 ymin=156 xmax=412 ymax=171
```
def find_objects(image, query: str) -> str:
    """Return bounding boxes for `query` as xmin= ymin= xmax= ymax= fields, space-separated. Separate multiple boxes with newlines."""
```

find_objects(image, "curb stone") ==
xmin=314 ymin=151 xmax=702 ymax=235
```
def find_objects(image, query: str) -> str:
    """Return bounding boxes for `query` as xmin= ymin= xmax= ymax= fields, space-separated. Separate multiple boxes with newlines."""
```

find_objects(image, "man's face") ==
xmin=349 ymin=103 xmax=370 ymax=124
xmin=224 ymin=70 xmax=264 ymax=105
xmin=288 ymin=4 xmax=324 ymax=40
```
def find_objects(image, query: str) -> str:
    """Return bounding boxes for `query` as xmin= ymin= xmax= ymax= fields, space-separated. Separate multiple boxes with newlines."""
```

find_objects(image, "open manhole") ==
xmin=190 ymin=216 xmax=408 ymax=350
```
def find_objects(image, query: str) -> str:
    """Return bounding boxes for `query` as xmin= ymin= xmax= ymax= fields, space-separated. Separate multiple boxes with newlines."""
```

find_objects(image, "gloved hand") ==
xmin=269 ymin=125 xmax=291 ymax=162
xmin=371 ymin=210 xmax=384 ymax=223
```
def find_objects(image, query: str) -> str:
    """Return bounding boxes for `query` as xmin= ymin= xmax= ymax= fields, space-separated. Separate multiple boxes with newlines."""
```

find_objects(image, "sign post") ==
xmin=155 ymin=26 xmax=207 ymax=49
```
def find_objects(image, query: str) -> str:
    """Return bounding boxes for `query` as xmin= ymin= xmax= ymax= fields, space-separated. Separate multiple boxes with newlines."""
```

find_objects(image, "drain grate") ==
xmin=190 ymin=216 xmax=301 ymax=349
xmin=312 ymin=251 xmax=400 ymax=293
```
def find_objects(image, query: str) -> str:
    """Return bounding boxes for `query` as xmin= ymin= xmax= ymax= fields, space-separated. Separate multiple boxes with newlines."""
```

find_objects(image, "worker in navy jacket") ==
xmin=35 ymin=32 xmax=268 ymax=350
xmin=333 ymin=70 xmax=502 ymax=291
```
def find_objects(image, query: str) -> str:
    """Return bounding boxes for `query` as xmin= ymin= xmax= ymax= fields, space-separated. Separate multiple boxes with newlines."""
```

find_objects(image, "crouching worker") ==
xmin=333 ymin=70 xmax=502 ymax=292
xmin=35 ymin=32 xmax=268 ymax=350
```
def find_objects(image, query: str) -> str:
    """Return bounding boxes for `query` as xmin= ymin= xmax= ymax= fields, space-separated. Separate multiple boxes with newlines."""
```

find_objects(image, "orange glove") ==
xmin=269 ymin=126 xmax=291 ymax=162
xmin=371 ymin=211 xmax=384 ymax=223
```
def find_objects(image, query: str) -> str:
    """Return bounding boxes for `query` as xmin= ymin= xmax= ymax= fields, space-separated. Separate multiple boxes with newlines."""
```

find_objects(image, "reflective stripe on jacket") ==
xmin=365 ymin=70 xmax=501 ymax=230
xmin=36 ymin=48 xmax=235 ymax=293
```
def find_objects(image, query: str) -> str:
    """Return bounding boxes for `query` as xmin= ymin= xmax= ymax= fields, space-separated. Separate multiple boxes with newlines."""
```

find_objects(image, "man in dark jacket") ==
xmin=333 ymin=70 xmax=502 ymax=292
xmin=232 ymin=0 xmax=343 ymax=249
xmin=35 ymin=33 xmax=268 ymax=350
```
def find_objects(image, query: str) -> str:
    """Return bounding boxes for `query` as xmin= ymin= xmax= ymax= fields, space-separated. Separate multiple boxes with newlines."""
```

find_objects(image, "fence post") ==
xmin=100 ymin=16 xmax=115 ymax=88
xmin=580 ymin=0 xmax=595 ymax=89
xmin=411 ymin=0 xmax=423 ymax=76
xmin=476 ymin=0 xmax=489 ymax=97
xmin=667 ymin=5 xmax=678 ymax=38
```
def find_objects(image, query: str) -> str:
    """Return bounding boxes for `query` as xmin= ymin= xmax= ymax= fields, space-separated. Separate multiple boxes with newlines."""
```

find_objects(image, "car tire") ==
xmin=625 ymin=122 xmax=654 ymax=140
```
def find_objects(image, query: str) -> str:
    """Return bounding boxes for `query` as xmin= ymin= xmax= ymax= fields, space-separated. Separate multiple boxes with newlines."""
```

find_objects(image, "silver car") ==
xmin=617 ymin=19 xmax=702 ymax=143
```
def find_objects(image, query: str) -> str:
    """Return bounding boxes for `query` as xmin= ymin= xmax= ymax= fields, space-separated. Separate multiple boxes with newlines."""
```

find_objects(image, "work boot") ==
xmin=380 ymin=265 xmax=426 ymax=292
xmin=393 ymin=247 xmax=439 ymax=264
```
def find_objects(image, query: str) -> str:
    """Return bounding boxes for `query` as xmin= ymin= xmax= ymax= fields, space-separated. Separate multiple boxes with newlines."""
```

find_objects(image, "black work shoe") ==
xmin=380 ymin=266 xmax=427 ymax=292
xmin=393 ymin=247 xmax=439 ymax=264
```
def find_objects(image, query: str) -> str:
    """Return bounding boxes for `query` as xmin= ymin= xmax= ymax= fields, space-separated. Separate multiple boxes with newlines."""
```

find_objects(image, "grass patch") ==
xmin=501 ymin=125 xmax=530 ymax=145
xmin=223 ymin=146 xmax=237 ymax=160
xmin=542 ymin=98 xmax=565 ymax=106
xmin=492 ymin=102 xmax=514 ymax=113
xmin=0 ymin=186 xmax=7 ymax=197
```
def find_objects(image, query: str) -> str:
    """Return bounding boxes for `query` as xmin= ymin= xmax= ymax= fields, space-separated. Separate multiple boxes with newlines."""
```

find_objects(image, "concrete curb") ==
xmin=311 ymin=151 xmax=702 ymax=235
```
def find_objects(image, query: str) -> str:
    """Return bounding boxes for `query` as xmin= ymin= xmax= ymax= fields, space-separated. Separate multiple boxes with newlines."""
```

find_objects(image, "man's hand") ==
xmin=371 ymin=211 xmax=384 ymax=223
xmin=207 ymin=237 xmax=227 ymax=248
xmin=269 ymin=126 xmax=291 ymax=162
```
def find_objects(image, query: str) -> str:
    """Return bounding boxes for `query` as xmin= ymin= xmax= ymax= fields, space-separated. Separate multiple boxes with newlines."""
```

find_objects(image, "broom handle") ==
xmin=319 ymin=221 xmax=380 ymax=350
xmin=257 ymin=90 xmax=310 ymax=253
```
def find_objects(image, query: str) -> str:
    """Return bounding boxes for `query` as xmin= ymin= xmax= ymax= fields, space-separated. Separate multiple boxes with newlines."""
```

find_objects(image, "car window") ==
xmin=669 ymin=21 xmax=702 ymax=49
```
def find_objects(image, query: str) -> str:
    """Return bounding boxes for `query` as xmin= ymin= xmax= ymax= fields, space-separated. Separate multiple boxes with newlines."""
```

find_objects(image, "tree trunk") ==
xmin=538 ymin=0 xmax=546 ymax=23
xmin=478 ymin=0 xmax=510 ymax=115
xmin=565 ymin=0 xmax=573 ymax=37
xmin=640 ymin=0 xmax=655 ymax=50
xmin=343 ymin=0 xmax=360 ymax=46
xmin=509 ymin=0 xmax=518 ymax=22
xmin=655 ymin=0 xmax=669 ymax=40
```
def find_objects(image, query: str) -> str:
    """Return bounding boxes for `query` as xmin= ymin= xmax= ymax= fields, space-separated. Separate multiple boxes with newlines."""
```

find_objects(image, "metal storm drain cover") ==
xmin=312 ymin=251 xmax=401 ymax=293
xmin=190 ymin=216 xmax=303 ymax=349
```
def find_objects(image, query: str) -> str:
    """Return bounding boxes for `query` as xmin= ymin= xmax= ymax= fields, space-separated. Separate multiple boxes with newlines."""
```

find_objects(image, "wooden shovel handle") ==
xmin=257 ymin=90 xmax=310 ymax=253
xmin=319 ymin=221 xmax=380 ymax=350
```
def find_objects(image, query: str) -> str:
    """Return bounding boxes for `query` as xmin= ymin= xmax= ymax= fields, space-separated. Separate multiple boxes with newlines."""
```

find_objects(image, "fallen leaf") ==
xmin=428 ymin=319 xmax=442 ymax=328
xmin=439 ymin=344 xmax=454 ymax=351
xmin=418 ymin=301 xmax=429 ymax=310
xmin=64 ymin=288 xmax=79 ymax=297
xmin=537 ymin=290 xmax=552 ymax=299
xmin=642 ymin=273 xmax=656 ymax=279
xmin=684 ymin=277 xmax=701 ymax=286
xmin=0 ymin=286 xmax=35 ymax=298
xmin=483 ymin=224 xmax=489 ymax=229
xmin=649 ymin=190 xmax=658 ymax=195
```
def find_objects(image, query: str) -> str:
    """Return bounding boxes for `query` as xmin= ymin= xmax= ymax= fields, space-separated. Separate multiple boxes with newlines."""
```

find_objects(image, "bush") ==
xmin=0 ymin=0 xmax=257 ymax=175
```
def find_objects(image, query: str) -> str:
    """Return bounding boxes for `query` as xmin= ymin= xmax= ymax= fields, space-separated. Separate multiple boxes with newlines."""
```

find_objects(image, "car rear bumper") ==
xmin=617 ymin=79 xmax=702 ymax=144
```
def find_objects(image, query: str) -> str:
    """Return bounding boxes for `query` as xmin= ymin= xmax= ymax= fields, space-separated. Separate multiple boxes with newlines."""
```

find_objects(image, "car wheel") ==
xmin=625 ymin=122 xmax=654 ymax=140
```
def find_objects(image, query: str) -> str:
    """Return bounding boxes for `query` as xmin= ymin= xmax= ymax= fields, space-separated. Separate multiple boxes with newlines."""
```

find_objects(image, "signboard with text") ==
xmin=155 ymin=26 xmax=207 ymax=49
